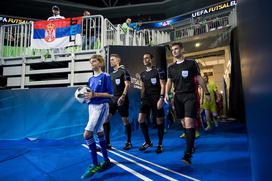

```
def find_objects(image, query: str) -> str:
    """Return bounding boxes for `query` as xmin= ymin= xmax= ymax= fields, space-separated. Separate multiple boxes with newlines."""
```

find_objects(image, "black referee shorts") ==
xmin=174 ymin=93 xmax=197 ymax=119
xmin=140 ymin=95 xmax=164 ymax=118
xmin=109 ymin=96 xmax=129 ymax=117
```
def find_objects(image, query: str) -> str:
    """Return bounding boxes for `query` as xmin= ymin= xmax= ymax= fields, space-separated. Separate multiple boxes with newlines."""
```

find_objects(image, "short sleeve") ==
xmin=124 ymin=69 xmax=131 ymax=81
xmin=158 ymin=68 xmax=166 ymax=80
xmin=140 ymin=72 xmax=144 ymax=82
xmin=105 ymin=75 xmax=114 ymax=95
xmin=192 ymin=60 xmax=201 ymax=76
xmin=167 ymin=66 xmax=173 ymax=79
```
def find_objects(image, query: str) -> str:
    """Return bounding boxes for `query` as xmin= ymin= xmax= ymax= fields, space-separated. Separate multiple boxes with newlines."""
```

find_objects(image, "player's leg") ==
xmin=154 ymin=105 xmax=165 ymax=153
xmin=103 ymin=98 xmax=117 ymax=149
xmin=95 ymin=103 xmax=111 ymax=169
xmin=138 ymin=103 xmax=153 ymax=151
xmin=103 ymin=113 xmax=112 ymax=149
xmin=204 ymin=108 xmax=211 ymax=131
xmin=96 ymin=131 xmax=111 ymax=170
xmin=119 ymin=97 xmax=132 ymax=150
xmin=81 ymin=104 xmax=101 ymax=179
xmin=210 ymin=101 xmax=219 ymax=127
xmin=182 ymin=93 xmax=197 ymax=165
xmin=182 ymin=117 xmax=195 ymax=165
xmin=174 ymin=95 xmax=186 ymax=138
xmin=121 ymin=117 xmax=132 ymax=150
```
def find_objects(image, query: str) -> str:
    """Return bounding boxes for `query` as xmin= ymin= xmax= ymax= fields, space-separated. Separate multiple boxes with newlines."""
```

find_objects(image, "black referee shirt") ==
xmin=140 ymin=67 xmax=166 ymax=97
xmin=167 ymin=59 xmax=200 ymax=94
xmin=110 ymin=67 xmax=131 ymax=96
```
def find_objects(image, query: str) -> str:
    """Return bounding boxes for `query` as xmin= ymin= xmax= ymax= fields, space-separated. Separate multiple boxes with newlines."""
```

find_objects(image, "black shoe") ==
xmin=99 ymin=159 xmax=111 ymax=171
xmin=139 ymin=142 xmax=153 ymax=151
xmin=106 ymin=143 xmax=112 ymax=150
xmin=182 ymin=153 xmax=192 ymax=165
xmin=155 ymin=145 xmax=163 ymax=153
xmin=123 ymin=142 xmax=132 ymax=150
xmin=96 ymin=146 xmax=101 ymax=152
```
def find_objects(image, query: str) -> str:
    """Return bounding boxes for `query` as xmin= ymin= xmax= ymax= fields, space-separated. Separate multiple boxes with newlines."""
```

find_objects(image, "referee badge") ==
xmin=115 ymin=79 xmax=121 ymax=85
xmin=151 ymin=78 xmax=157 ymax=85
xmin=181 ymin=70 xmax=189 ymax=78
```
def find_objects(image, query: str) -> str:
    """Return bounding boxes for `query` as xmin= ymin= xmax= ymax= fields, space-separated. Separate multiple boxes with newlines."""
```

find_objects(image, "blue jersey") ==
xmin=87 ymin=72 xmax=114 ymax=104
xmin=129 ymin=23 xmax=141 ymax=31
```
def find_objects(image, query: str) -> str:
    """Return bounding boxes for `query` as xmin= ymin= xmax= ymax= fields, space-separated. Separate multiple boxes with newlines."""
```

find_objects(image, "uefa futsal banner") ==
xmin=31 ymin=17 xmax=82 ymax=49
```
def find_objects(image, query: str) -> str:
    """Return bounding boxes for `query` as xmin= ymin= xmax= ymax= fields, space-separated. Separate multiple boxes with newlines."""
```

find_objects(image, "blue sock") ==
xmin=98 ymin=135 xmax=109 ymax=161
xmin=86 ymin=137 xmax=98 ymax=165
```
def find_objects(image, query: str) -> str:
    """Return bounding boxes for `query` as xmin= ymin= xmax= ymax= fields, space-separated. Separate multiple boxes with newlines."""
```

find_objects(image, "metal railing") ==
xmin=172 ymin=10 xmax=236 ymax=41
xmin=0 ymin=15 xmax=171 ymax=59
xmin=81 ymin=15 xmax=104 ymax=51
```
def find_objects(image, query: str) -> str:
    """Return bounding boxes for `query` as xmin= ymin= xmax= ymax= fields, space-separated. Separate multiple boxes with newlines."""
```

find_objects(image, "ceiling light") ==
xmin=195 ymin=43 xmax=201 ymax=47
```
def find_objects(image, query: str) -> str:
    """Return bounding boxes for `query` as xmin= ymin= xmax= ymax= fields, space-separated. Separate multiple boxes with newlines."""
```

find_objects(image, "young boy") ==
xmin=81 ymin=54 xmax=114 ymax=179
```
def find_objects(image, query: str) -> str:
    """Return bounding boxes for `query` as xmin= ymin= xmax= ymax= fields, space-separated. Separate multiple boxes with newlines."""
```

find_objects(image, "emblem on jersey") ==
xmin=151 ymin=78 xmax=157 ymax=85
xmin=45 ymin=23 xmax=56 ymax=42
xmin=98 ymin=80 xmax=102 ymax=85
xmin=115 ymin=79 xmax=121 ymax=85
xmin=181 ymin=70 xmax=189 ymax=78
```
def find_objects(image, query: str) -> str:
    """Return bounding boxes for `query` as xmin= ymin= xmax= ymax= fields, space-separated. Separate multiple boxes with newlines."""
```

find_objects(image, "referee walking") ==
xmin=165 ymin=43 xmax=210 ymax=164
xmin=103 ymin=54 xmax=132 ymax=150
xmin=138 ymin=52 xmax=166 ymax=153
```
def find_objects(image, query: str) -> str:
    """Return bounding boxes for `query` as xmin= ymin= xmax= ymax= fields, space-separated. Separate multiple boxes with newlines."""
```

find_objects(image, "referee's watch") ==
xmin=160 ymin=95 xmax=164 ymax=100
xmin=205 ymin=92 xmax=210 ymax=96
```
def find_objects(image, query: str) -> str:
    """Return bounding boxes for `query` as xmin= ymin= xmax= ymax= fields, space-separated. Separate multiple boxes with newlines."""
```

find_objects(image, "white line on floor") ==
xmin=106 ymin=146 xmax=179 ymax=181
xmin=82 ymin=144 xmax=152 ymax=181
xmin=112 ymin=146 xmax=200 ymax=181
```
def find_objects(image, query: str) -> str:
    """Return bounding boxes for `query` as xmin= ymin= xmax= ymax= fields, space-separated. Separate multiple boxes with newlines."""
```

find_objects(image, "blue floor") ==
xmin=0 ymin=121 xmax=251 ymax=181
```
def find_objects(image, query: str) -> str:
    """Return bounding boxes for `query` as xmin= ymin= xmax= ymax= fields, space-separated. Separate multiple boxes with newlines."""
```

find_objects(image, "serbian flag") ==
xmin=31 ymin=17 xmax=82 ymax=49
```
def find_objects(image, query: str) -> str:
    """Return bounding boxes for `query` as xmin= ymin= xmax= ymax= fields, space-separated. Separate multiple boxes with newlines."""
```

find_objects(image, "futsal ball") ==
xmin=74 ymin=86 xmax=91 ymax=104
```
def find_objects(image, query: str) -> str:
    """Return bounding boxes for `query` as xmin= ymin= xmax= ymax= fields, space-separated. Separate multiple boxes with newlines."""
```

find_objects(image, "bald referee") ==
xmin=165 ymin=42 xmax=210 ymax=164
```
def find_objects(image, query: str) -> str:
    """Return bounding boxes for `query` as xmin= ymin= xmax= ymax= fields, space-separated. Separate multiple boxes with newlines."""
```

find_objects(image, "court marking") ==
xmin=107 ymin=147 xmax=179 ymax=181
xmin=82 ymin=144 xmax=152 ymax=181
xmin=83 ymin=144 xmax=190 ymax=181
xmin=112 ymin=146 xmax=200 ymax=181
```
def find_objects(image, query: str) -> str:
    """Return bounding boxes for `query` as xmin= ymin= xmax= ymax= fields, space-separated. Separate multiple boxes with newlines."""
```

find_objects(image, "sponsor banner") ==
xmin=192 ymin=0 xmax=237 ymax=18
xmin=0 ymin=16 xmax=31 ymax=24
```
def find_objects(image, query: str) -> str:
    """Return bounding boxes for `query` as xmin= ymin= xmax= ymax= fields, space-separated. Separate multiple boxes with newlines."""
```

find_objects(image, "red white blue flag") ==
xmin=31 ymin=17 xmax=82 ymax=49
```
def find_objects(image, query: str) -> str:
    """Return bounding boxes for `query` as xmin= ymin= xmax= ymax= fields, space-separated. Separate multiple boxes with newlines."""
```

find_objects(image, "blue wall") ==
xmin=0 ymin=87 xmax=140 ymax=140
xmin=238 ymin=0 xmax=272 ymax=180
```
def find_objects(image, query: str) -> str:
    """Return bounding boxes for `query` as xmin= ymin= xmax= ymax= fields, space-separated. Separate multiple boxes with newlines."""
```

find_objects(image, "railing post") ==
xmin=125 ymin=31 xmax=129 ymax=45
xmin=151 ymin=30 xmax=155 ymax=45
xmin=139 ymin=31 xmax=143 ymax=46
xmin=100 ymin=16 xmax=105 ymax=49
xmin=21 ymin=57 xmax=26 ymax=89
xmin=116 ymin=25 xmax=121 ymax=45
xmin=133 ymin=30 xmax=136 ymax=46
xmin=0 ymin=26 xmax=3 ymax=58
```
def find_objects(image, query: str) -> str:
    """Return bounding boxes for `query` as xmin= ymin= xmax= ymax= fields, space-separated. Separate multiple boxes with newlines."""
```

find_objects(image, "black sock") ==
xmin=140 ymin=122 xmax=151 ymax=143
xmin=125 ymin=123 xmax=132 ymax=143
xmin=157 ymin=124 xmax=164 ymax=145
xmin=185 ymin=128 xmax=195 ymax=154
xmin=103 ymin=122 xmax=111 ymax=145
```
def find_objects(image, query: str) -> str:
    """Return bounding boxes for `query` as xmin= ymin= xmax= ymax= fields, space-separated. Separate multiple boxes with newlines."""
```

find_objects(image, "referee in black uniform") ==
xmin=165 ymin=42 xmax=210 ymax=164
xmin=138 ymin=52 xmax=166 ymax=153
xmin=103 ymin=54 xmax=132 ymax=150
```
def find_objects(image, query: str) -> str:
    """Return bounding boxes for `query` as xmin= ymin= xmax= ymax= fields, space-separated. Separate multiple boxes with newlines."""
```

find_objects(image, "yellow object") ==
xmin=195 ymin=130 xmax=200 ymax=138
xmin=202 ymin=82 xmax=217 ymax=113
xmin=180 ymin=133 xmax=186 ymax=138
